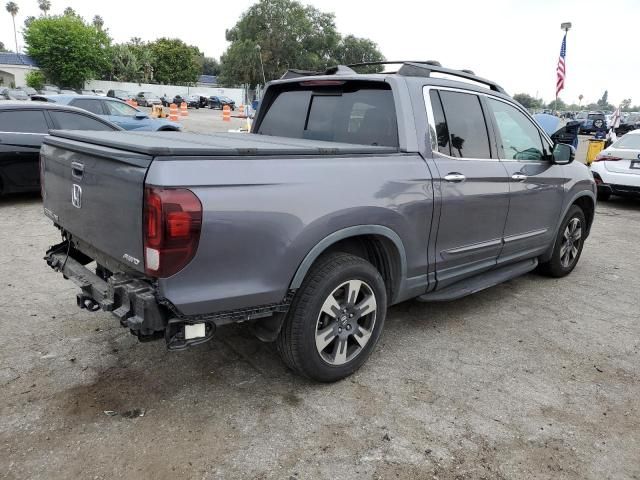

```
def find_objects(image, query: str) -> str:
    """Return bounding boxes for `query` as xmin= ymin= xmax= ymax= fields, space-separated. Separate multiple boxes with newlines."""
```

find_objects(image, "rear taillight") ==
xmin=143 ymin=186 xmax=202 ymax=278
xmin=593 ymin=154 xmax=622 ymax=162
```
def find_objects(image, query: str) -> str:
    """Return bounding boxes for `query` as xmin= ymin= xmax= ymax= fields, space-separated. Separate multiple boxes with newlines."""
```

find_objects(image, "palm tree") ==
xmin=37 ymin=0 xmax=50 ymax=16
xmin=92 ymin=14 xmax=103 ymax=30
xmin=5 ymin=2 xmax=19 ymax=54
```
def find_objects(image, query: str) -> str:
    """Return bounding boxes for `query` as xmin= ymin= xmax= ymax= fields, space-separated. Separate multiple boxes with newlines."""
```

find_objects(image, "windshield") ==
xmin=612 ymin=134 xmax=640 ymax=150
xmin=257 ymin=82 xmax=398 ymax=147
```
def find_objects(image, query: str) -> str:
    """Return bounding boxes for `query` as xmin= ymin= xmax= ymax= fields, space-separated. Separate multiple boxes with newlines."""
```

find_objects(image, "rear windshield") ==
xmin=256 ymin=81 xmax=398 ymax=147
xmin=612 ymin=134 xmax=640 ymax=149
xmin=588 ymin=113 xmax=604 ymax=120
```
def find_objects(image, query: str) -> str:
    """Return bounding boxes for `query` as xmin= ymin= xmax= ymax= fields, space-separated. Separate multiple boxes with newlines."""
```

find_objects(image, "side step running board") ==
xmin=417 ymin=258 xmax=538 ymax=302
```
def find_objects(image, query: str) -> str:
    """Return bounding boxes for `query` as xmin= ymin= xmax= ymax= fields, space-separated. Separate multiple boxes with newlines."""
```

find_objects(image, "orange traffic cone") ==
xmin=169 ymin=103 xmax=179 ymax=122
xmin=222 ymin=105 xmax=231 ymax=122
xmin=180 ymin=102 xmax=188 ymax=117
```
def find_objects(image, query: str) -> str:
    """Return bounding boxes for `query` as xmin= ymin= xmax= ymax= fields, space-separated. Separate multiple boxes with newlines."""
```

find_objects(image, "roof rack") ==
xmin=347 ymin=61 xmax=505 ymax=93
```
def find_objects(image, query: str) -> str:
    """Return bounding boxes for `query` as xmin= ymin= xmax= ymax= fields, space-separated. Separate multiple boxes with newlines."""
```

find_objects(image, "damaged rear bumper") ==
xmin=45 ymin=243 xmax=215 ymax=350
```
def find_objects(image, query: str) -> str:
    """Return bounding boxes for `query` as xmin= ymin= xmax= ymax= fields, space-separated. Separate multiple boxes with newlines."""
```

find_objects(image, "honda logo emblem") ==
xmin=72 ymin=184 xmax=82 ymax=209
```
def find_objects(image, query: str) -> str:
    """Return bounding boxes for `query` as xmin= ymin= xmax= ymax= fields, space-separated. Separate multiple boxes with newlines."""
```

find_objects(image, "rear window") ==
xmin=0 ymin=110 xmax=49 ymax=133
xmin=49 ymin=111 xmax=115 ymax=131
xmin=256 ymin=82 xmax=398 ymax=147
xmin=588 ymin=114 xmax=604 ymax=120
xmin=612 ymin=134 xmax=640 ymax=149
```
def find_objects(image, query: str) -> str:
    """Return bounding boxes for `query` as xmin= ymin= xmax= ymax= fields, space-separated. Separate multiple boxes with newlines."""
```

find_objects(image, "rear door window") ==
xmin=70 ymin=99 xmax=105 ymax=115
xmin=437 ymin=91 xmax=492 ymax=159
xmin=257 ymin=82 xmax=398 ymax=147
xmin=105 ymin=101 xmax=138 ymax=116
xmin=0 ymin=110 xmax=49 ymax=133
xmin=49 ymin=111 xmax=115 ymax=131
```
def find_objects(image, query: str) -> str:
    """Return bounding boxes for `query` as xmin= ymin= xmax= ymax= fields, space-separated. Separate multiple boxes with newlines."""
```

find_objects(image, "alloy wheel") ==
xmin=314 ymin=279 xmax=377 ymax=366
xmin=560 ymin=217 xmax=582 ymax=268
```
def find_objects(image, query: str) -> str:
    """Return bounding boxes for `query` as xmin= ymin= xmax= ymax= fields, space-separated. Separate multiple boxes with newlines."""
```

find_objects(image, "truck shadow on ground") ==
xmin=45 ymin=272 xmax=532 ymax=425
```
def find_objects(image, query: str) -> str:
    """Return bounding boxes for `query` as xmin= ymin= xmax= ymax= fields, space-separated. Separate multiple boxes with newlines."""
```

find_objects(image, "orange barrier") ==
xmin=180 ymin=102 xmax=188 ymax=117
xmin=222 ymin=105 xmax=231 ymax=122
xmin=169 ymin=103 xmax=179 ymax=122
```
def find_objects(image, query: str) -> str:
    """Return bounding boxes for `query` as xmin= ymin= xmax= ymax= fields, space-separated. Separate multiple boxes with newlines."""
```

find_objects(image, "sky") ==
xmin=2 ymin=0 xmax=639 ymax=105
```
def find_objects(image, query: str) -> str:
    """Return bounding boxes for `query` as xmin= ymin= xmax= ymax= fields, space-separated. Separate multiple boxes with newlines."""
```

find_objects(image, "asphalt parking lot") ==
xmin=1 ymin=122 xmax=638 ymax=479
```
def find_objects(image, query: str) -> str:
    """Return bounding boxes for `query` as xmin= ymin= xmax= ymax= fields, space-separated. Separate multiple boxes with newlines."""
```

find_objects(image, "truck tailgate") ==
xmin=42 ymin=133 xmax=153 ymax=273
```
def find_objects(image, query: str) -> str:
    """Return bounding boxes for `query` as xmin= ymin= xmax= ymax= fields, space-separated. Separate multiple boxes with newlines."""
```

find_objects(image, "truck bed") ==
xmin=46 ymin=130 xmax=399 ymax=157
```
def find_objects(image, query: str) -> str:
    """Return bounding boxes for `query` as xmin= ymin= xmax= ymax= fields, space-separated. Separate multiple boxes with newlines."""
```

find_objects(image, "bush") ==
xmin=25 ymin=70 xmax=45 ymax=90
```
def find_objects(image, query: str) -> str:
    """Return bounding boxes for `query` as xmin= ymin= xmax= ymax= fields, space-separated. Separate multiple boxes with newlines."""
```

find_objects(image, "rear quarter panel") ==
xmin=146 ymin=153 xmax=433 ymax=315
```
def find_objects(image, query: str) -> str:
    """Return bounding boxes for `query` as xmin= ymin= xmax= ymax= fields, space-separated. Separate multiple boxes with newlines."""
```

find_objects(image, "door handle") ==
xmin=444 ymin=173 xmax=466 ymax=183
xmin=71 ymin=162 xmax=84 ymax=180
xmin=511 ymin=173 xmax=527 ymax=181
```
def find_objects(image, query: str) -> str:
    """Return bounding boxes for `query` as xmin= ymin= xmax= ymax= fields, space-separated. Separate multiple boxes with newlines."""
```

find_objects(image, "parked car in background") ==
xmin=579 ymin=111 xmax=607 ymax=135
xmin=135 ymin=92 xmax=162 ymax=107
xmin=0 ymin=101 xmax=120 ymax=195
xmin=208 ymin=95 xmax=235 ymax=110
xmin=107 ymin=89 xmax=135 ymax=101
xmin=193 ymin=94 xmax=210 ymax=108
xmin=41 ymin=62 xmax=596 ymax=381
xmin=92 ymin=89 xmax=107 ymax=96
xmin=186 ymin=94 xmax=202 ymax=108
xmin=32 ymin=94 xmax=181 ymax=131
xmin=59 ymin=89 xmax=78 ymax=95
xmin=19 ymin=87 xmax=38 ymax=97
xmin=172 ymin=94 xmax=199 ymax=108
xmin=591 ymin=130 xmax=640 ymax=200
xmin=42 ymin=84 xmax=60 ymax=93
xmin=80 ymin=89 xmax=94 ymax=95
xmin=616 ymin=113 xmax=640 ymax=136
xmin=0 ymin=88 xmax=29 ymax=100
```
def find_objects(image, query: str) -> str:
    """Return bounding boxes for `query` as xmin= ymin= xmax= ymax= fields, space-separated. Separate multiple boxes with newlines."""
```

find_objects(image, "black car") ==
xmin=0 ymin=102 xmax=121 ymax=195
xmin=172 ymin=94 xmax=200 ymax=108
xmin=616 ymin=114 xmax=640 ymax=136
xmin=208 ymin=95 xmax=235 ymax=110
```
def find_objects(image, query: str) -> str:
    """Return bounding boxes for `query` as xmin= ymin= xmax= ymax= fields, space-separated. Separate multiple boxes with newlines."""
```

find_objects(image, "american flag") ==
xmin=556 ymin=33 xmax=567 ymax=97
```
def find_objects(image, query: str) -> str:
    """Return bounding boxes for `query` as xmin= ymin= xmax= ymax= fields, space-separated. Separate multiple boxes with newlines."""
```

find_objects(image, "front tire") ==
xmin=277 ymin=253 xmax=387 ymax=382
xmin=538 ymin=205 xmax=586 ymax=277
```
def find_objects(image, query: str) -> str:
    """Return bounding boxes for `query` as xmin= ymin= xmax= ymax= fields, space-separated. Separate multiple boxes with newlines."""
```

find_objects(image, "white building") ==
xmin=0 ymin=53 xmax=39 ymax=88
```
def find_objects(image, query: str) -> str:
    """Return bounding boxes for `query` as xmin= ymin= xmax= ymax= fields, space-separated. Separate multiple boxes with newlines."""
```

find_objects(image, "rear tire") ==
xmin=277 ymin=253 xmax=387 ymax=382
xmin=538 ymin=205 xmax=586 ymax=278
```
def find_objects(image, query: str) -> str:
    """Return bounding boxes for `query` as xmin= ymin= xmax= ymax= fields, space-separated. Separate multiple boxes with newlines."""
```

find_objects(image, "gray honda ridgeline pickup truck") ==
xmin=43 ymin=62 xmax=596 ymax=382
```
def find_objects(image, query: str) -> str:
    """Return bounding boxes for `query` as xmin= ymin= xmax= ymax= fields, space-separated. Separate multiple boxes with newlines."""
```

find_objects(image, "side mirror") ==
xmin=134 ymin=112 xmax=147 ymax=120
xmin=552 ymin=143 xmax=575 ymax=165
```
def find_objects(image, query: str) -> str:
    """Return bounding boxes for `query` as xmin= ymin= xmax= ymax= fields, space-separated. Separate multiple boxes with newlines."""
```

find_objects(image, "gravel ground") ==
xmin=1 ymin=124 xmax=638 ymax=480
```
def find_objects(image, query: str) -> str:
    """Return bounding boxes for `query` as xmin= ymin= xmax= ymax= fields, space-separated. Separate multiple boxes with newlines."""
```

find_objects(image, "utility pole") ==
xmin=256 ymin=44 xmax=266 ymax=86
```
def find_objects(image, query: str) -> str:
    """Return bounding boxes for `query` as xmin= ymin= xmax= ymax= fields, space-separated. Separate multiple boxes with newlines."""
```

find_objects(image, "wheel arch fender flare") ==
xmin=289 ymin=225 xmax=408 ymax=297
xmin=541 ymin=191 xmax=596 ymax=262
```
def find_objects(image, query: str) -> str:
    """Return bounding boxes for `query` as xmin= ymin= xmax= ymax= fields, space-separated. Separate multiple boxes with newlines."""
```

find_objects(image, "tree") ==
xmin=25 ymin=69 xmax=45 ymax=89
xmin=202 ymin=56 xmax=221 ymax=76
xmin=24 ymin=15 xmax=111 ymax=88
xmin=547 ymin=98 xmax=566 ymax=111
xmin=63 ymin=6 xmax=76 ymax=16
xmin=110 ymin=44 xmax=140 ymax=82
xmin=219 ymin=0 xmax=383 ymax=86
xmin=24 ymin=15 xmax=35 ymax=27
xmin=0 ymin=41 xmax=7 ymax=52
xmin=597 ymin=90 xmax=609 ymax=108
xmin=38 ymin=0 xmax=50 ymax=16
xmin=333 ymin=35 xmax=383 ymax=73
xmin=621 ymin=98 xmax=632 ymax=111
xmin=6 ymin=2 xmax=19 ymax=54
xmin=578 ymin=94 xmax=583 ymax=106
xmin=149 ymin=38 xmax=201 ymax=84
xmin=513 ymin=93 xmax=542 ymax=110
xmin=92 ymin=15 xmax=104 ymax=30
